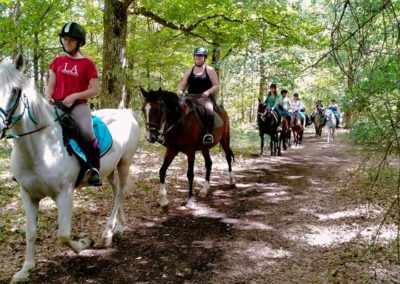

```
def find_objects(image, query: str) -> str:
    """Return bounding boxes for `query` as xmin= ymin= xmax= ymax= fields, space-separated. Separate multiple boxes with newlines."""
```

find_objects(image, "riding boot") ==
xmin=276 ymin=113 xmax=282 ymax=131
xmin=86 ymin=139 xmax=102 ymax=186
xmin=203 ymin=115 xmax=214 ymax=145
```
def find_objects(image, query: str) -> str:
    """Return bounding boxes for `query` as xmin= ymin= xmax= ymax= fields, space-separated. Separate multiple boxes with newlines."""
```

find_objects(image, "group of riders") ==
xmin=260 ymin=83 xmax=341 ymax=133
xmin=48 ymin=21 xmax=341 ymax=187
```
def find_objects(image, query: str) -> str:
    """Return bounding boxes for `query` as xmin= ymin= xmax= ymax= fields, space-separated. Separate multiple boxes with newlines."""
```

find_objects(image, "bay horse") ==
xmin=140 ymin=87 xmax=235 ymax=207
xmin=325 ymin=109 xmax=337 ymax=142
xmin=291 ymin=112 xmax=304 ymax=146
xmin=0 ymin=55 xmax=140 ymax=283
xmin=257 ymin=102 xmax=280 ymax=156
xmin=313 ymin=104 xmax=325 ymax=137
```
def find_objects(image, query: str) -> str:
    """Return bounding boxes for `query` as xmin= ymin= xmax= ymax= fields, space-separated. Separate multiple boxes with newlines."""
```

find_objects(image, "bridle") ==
xmin=144 ymin=97 xmax=191 ymax=144
xmin=0 ymin=88 xmax=47 ymax=139
xmin=144 ymin=100 xmax=166 ymax=143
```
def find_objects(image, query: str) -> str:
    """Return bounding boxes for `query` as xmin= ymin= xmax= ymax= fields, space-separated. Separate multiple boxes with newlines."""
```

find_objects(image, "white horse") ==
xmin=0 ymin=55 xmax=140 ymax=283
xmin=325 ymin=109 xmax=336 ymax=142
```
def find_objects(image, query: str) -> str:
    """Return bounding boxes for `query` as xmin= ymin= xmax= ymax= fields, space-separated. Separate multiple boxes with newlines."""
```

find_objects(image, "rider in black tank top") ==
xmin=177 ymin=47 xmax=220 ymax=145
xmin=187 ymin=66 xmax=212 ymax=95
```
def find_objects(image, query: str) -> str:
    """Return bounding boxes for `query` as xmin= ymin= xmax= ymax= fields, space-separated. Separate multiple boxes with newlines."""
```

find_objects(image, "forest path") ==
xmin=2 ymin=127 xmax=397 ymax=283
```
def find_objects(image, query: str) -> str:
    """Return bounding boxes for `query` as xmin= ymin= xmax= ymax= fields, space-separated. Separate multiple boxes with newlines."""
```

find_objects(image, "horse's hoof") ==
xmin=79 ymin=237 xmax=95 ymax=249
xmin=186 ymin=198 xmax=196 ymax=209
xmin=199 ymin=190 xmax=207 ymax=198
xmin=159 ymin=198 xmax=169 ymax=207
xmin=11 ymin=270 xmax=31 ymax=284
xmin=100 ymin=236 xmax=113 ymax=247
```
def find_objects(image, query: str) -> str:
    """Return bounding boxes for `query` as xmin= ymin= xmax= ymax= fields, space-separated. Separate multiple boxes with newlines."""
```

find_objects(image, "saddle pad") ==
xmin=69 ymin=116 xmax=112 ymax=163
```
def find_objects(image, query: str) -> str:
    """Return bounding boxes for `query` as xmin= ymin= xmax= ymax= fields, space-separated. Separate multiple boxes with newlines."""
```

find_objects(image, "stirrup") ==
xmin=203 ymin=134 xmax=214 ymax=145
xmin=88 ymin=168 xmax=102 ymax=186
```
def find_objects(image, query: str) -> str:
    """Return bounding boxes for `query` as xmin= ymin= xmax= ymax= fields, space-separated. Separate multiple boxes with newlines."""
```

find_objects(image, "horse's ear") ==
xmin=139 ymin=86 xmax=148 ymax=97
xmin=157 ymin=87 xmax=163 ymax=94
xmin=14 ymin=54 xmax=24 ymax=71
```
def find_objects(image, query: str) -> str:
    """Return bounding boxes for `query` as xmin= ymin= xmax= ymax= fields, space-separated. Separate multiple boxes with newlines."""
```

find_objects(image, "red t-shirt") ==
xmin=50 ymin=55 xmax=98 ymax=103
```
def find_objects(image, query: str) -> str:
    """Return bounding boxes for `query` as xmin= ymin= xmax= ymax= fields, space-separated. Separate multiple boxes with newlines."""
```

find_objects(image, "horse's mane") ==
xmin=159 ymin=90 xmax=181 ymax=122
xmin=160 ymin=90 xmax=180 ymax=109
xmin=0 ymin=62 xmax=53 ymax=127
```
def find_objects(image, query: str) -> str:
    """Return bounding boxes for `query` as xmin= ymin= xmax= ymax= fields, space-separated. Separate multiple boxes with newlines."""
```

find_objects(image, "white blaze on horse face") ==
xmin=145 ymin=102 xmax=152 ymax=141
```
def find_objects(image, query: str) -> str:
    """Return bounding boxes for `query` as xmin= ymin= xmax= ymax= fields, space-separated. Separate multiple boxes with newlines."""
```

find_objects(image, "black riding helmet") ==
xmin=193 ymin=47 xmax=208 ymax=58
xmin=59 ymin=22 xmax=86 ymax=55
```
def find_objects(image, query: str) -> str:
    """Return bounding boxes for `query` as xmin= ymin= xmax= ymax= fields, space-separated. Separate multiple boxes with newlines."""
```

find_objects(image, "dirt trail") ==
xmin=2 ymin=128 xmax=398 ymax=283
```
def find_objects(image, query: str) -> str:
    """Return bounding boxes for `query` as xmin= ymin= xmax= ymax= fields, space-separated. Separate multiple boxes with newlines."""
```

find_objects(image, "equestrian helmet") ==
xmin=193 ymin=47 xmax=208 ymax=57
xmin=59 ymin=22 xmax=86 ymax=46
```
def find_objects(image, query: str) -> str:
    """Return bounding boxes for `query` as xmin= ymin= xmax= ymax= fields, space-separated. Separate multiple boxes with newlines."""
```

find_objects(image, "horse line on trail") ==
xmin=1 ymin=128 xmax=399 ymax=283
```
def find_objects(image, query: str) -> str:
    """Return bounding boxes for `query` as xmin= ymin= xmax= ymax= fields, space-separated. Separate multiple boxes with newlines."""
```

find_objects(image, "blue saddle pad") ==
xmin=69 ymin=116 xmax=112 ymax=163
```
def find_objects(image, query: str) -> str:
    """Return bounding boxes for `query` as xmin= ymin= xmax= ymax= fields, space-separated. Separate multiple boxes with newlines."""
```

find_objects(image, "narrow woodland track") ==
xmin=2 ymin=128 xmax=398 ymax=283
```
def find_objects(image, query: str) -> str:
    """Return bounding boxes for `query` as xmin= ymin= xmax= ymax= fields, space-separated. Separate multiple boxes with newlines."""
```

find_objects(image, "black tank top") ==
xmin=187 ymin=66 xmax=212 ymax=94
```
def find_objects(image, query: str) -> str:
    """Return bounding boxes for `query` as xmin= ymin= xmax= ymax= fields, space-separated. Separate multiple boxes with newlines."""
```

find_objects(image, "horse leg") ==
xmin=11 ymin=189 xmax=39 ymax=283
xmin=260 ymin=132 xmax=264 ymax=156
xmin=220 ymin=135 xmax=236 ymax=187
xmin=277 ymin=134 xmax=282 ymax=156
xmin=159 ymin=148 xmax=178 ymax=207
xmin=56 ymin=188 xmax=94 ymax=253
xmin=199 ymin=149 xmax=212 ymax=198
xmin=101 ymin=158 xmax=130 ymax=246
xmin=269 ymin=135 xmax=273 ymax=156
xmin=186 ymin=151 xmax=196 ymax=207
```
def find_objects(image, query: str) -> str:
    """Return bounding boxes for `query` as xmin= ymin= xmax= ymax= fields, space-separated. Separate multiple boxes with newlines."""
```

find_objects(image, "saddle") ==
xmin=183 ymin=96 xmax=224 ymax=130
xmin=53 ymin=103 xmax=112 ymax=185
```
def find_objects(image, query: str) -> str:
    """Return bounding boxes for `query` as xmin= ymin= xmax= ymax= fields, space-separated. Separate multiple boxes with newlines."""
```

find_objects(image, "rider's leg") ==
xmin=299 ymin=112 xmax=306 ymax=128
xmin=286 ymin=111 xmax=292 ymax=129
xmin=335 ymin=113 xmax=340 ymax=128
xmin=199 ymin=98 xmax=214 ymax=145
xmin=275 ymin=107 xmax=282 ymax=131
xmin=70 ymin=103 xmax=101 ymax=186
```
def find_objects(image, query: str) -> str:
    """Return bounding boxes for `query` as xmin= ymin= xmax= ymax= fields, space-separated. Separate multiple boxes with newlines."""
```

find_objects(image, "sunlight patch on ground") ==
xmin=288 ymin=221 xmax=397 ymax=247
xmin=184 ymin=202 xmax=273 ymax=231
xmin=315 ymin=207 xmax=380 ymax=221
xmin=285 ymin=175 xmax=304 ymax=180
xmin=39 ymin=197 xmax=56 ymax=210
xmin=222 ymin=218 xmax=273 ymax=231
xmin=303 ymin=225 xmax=357 ymax=246
xmin=245 ymin=209 xmax=267 ymax=216
xmin=263 ymin=190 xmax=288 ymax=197
xmin=359 ymin=224 xmax=397 ymax=243
xmin=219 ymin=241 xmax=291 ymax=278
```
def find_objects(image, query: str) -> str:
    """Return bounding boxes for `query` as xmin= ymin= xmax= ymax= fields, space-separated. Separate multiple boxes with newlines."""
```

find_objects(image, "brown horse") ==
xmin=140 ymin=88 xmax=236 ymax=207
xmin=291 ymin=112 xmax=304 ymax=146
xmin=280 ymin=114 xmax=290 ymax=150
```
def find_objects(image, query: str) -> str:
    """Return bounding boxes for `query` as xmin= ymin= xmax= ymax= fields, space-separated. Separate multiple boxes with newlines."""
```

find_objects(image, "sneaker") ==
xmin=88 ymin=168 xmax=102 ymax=186
xmin=203 ymin=134 xmax=214 ymax=145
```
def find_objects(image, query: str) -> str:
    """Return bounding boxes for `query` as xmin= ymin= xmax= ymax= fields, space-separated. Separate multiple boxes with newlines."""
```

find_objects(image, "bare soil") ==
xmin=1 ymin=128 xmax=400 ymax=283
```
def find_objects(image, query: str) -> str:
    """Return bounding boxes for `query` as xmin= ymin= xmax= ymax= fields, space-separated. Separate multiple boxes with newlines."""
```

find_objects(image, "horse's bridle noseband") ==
xmin=0 ymin=88 xmax=46 ymax=139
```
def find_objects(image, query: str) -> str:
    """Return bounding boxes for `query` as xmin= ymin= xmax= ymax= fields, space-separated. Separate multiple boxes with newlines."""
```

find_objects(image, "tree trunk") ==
xmin=258 ymin=40 xmax=267 ymax=102
xmin=12 ymin=0 xmax=22 ymax=57
xmin=101 ymin=0 xmax=134 ymax=108
xmin=211 ymin=42 xmax=222 ymax=104
xmin=343 ymin=74 xmax=354 ymax=128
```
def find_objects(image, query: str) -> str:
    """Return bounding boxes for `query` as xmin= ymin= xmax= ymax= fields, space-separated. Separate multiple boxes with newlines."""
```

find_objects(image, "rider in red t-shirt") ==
xmin=45 ymin=22 xmax=101 ymax=186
